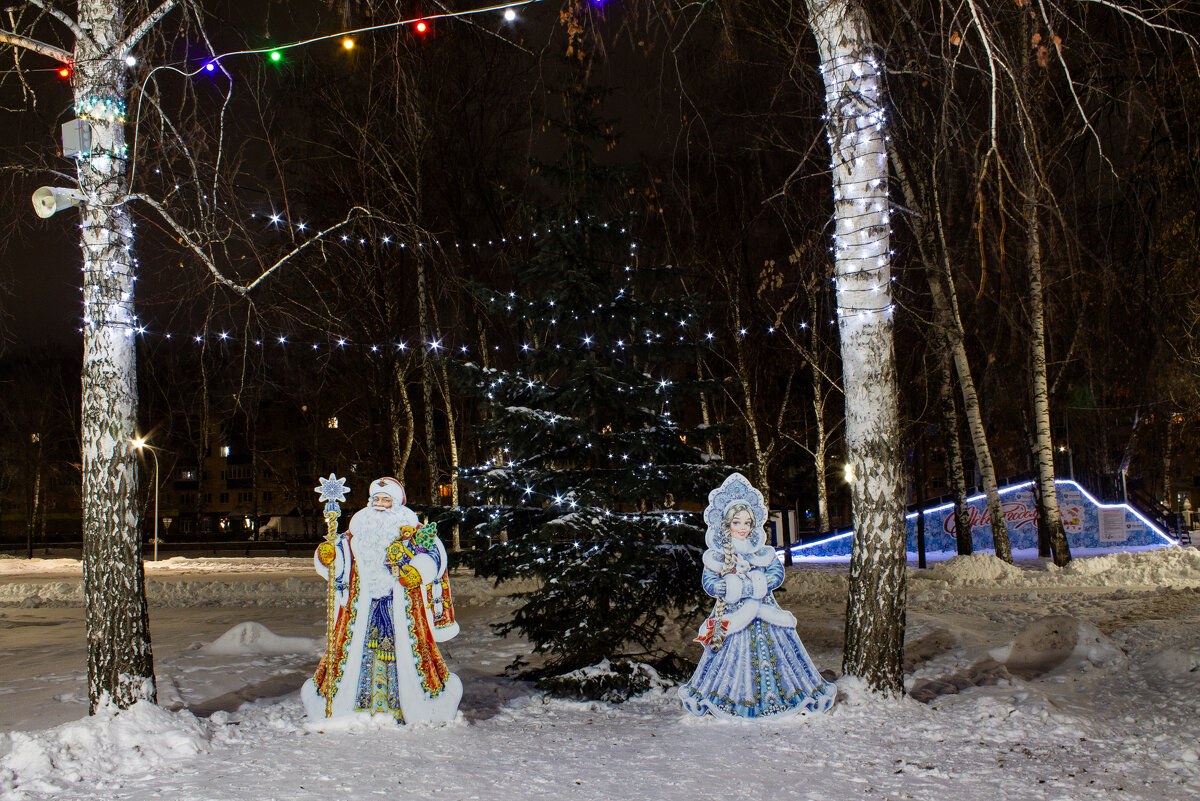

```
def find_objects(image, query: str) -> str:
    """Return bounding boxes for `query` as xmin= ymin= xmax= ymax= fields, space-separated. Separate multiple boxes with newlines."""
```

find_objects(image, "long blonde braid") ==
xmin=708 ymin=527 xmax=737 ymax=652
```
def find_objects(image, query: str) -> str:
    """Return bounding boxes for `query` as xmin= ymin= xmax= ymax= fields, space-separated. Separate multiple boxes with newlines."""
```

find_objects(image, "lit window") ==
xmin=220 ymin=445 xmax=230 ymax=457
xmin=327 ymin=417 xmax=339 ymax=429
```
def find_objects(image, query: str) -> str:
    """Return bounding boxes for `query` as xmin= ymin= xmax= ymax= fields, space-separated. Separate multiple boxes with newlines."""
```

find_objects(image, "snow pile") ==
xmin=0 ymin=700 xmax=209 ymax=798
xmin=149 ymin=557 xmax=312 ymax=574
xmin=989 ymin=615 xmax=1123 ymax=678
xmin=536 ymin=659 xmax=674 ymax=703
xmin=0 ymin=556 xmax=313 ymax=577
xmin=780 ymin=567 xmax=848 ymax=597
xmin=149 ymin=577 xmax=326 ymax=607
xmin=1052 ymin=547 xmax=1200 ymax=587
xmin=1145 ymin=648 xmax=1200 ymax=681
xmin=0 ymin=559 xmax=80 ymax=577
xmin=0 ymin=578 xmax=327 ymax=607
xmin=199 ymin=622 xmax=322 ymax=656
xmin=0 ymin=582 xmax=81 ymax=605
xmin=908 ymin=548 xmax=1200 ymax=590
xmin=832 ymin=675 xmax=918 ymax=710
xmin=919 ymin=554 xmax=1025 ymax=585
xmin=1140 ymin=646 xmax=1200 ymax=698
xmin=0 ymin=562 xmax=522 ymax=609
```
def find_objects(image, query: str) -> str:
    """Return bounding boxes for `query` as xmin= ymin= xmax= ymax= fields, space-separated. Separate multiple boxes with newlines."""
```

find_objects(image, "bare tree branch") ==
xmin=127 ymin=193 xmax=374 ymax=295
xmin=117 ymin=0 xmax=179 ymax=56
xmin=0 ymin=30 xmax=70 ymax=62
xmin=25 ymin=0 xmax=95 ymax=51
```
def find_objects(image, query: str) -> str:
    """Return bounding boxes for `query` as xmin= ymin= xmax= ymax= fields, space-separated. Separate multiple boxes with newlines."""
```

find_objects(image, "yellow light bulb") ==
xmin=342 ymin=38 xmax=354 ymax=50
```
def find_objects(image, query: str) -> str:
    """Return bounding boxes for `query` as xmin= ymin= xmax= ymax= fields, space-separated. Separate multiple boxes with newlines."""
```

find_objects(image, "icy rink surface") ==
xmin=0 ymin=550 xmax=1197 ymax=800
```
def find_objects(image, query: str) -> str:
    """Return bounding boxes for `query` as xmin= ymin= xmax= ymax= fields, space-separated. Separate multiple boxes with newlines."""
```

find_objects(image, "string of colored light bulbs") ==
xmin=122 ymin=0 xmax=549 ymax=190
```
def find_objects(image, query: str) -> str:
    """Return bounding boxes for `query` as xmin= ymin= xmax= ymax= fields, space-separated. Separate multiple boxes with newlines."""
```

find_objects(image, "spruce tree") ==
xmin=462 ymin=5 xmax=723 ymax=679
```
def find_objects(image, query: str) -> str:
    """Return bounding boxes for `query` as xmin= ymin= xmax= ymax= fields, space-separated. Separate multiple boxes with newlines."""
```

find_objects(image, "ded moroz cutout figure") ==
xmin=301 ymin=476 xmax=462 ymax=723
xmin=679 ymin=472 xmax=836 ymax=718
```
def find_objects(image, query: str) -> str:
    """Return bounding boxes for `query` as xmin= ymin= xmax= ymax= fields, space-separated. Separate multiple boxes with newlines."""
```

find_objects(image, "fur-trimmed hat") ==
xmin=368 ymin=476 xmax=407 ymax=506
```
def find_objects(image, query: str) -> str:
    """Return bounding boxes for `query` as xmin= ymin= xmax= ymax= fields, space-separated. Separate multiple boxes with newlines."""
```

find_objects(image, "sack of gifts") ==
xmin=413 ymin=521 xmax=459 ymax=641
xmin=426 ymin=575 xmax=458 ymax=641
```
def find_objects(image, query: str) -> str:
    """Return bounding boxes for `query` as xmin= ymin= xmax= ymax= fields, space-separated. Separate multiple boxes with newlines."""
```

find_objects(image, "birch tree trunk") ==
xmin=938 ymin=349 xmax=973 ymax=555
xmin=384 ymin=293 xmax=415 ymax=480
xmin=74 ymin=0 xmax=160 ymax=711
xmin=430 ymin=303 xmax=461 ymax=551
xmin=390 ymin=363 xmax=415 ymax=480
xmin=696 ymin=354 xmax=718 ymax=460
xmin=440 ymin=378 xmax=461 ymax=550
xmin=416 ymin=257 xmax=438 ymax=504
xmin=889 ymin=145 xmax=1010 ymax=561
xmin=27 ymin=443 xmax=43 ymax=560
xmin=804 ymin=289 xmax=833 ymax=535
xmin=1163 ymin=422 xmax=1174 ymax=508
xmin=730 ymin=297 xmax=770 ymax=500
xmin=812 ymin=373 xmax=831 ymax=534
xmin=1025 ymin=185 xmax=1071 ymax=566
xmin=0 ymin=0 xmax=182 ymax=711
xmin=805 ymin=0 xmax=906 ymax=695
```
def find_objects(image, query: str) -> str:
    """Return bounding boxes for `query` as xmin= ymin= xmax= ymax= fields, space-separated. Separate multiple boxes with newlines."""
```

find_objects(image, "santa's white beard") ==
xmin=348 ymin=506 xmax=409 ymax=597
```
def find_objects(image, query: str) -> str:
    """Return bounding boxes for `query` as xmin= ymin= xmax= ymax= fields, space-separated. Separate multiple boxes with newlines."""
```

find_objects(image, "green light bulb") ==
xmin=269 ymin=50 xmax=281 ymax=62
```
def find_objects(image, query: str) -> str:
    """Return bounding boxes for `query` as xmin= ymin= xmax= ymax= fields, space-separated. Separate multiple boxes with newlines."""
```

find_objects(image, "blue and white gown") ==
xmin=679 ymin=536 xmax=835 ymax=719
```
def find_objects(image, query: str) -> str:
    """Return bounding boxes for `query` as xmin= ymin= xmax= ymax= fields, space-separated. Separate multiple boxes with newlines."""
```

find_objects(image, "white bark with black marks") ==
xmin=805 ymin=0 xmax=906 ymax=696
xmin=938 ymin=350 xmax=972 ymax=555
xmin=889 ymin=144 xmax=1010 ymax=561
xmin=73 ymin=0 xmax=162 ymax=712
xmin=1025 ymin=186 xmax=1071 ymax=566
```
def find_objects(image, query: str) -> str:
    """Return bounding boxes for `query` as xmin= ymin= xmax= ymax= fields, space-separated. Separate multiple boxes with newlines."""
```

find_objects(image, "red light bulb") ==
xmin=58 ymin=66 xmax=71 ymax=78
xmin=415 ymin=20 xmax=427 ymax=33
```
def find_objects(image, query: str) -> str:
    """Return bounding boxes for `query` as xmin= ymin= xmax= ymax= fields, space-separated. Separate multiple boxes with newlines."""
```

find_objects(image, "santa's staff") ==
xmin=314 ymin=473 xmax=350 ymax=718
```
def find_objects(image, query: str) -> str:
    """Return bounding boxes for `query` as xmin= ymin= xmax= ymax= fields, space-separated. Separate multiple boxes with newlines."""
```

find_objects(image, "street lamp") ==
xmin=131 ymin=437 xmax=160 ymax=561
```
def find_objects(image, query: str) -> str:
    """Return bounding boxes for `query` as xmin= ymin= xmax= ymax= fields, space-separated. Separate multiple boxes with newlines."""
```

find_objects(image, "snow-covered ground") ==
xmin=1 ymin=550 xmax=1198 ymax=800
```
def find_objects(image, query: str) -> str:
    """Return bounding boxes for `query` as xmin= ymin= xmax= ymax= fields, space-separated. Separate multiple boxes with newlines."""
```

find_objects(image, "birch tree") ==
xmin=937 ymin=350 xmax=973 ymax=554
xmin=1 ymin=1 xmax=373 ymax=711
xmin=0 ymin=0 xmax=186 ymax=711
xmin=804 ymin=0 xmax=907 ymax=694
xmin=889 ymin=145 xmax=1012 ymax=560
xmin=772 ymin=248 xmax=842 ymax=536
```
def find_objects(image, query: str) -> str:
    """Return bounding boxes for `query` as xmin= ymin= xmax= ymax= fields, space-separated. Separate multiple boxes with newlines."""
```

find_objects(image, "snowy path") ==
xmin=1 ymin=552 xmax=1199 ymax=800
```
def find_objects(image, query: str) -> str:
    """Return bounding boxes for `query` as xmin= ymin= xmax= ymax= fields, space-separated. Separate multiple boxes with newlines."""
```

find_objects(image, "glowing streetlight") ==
xmin=131 ymin=437 xmax=161 ymax=561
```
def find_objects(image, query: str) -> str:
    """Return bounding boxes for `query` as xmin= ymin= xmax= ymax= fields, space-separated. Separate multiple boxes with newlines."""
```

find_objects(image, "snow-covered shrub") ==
xmin=536 ymin=659 xmax=674 ymax=703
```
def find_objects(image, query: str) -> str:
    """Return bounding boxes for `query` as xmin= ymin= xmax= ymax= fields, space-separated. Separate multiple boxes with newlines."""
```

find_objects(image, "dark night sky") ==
xmin=2 ymin=70 xmax=88 ymax=347
xmin=9 ymin=204 xmax=86 ymax=345
xmin=1 ymin=1 xmax=680 ymax=351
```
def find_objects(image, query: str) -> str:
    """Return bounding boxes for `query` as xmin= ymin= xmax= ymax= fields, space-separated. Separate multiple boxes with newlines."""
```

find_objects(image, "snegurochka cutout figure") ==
xmin=679 ymin=472 xmax=836 ymax=718
xmin=301 ymin=476 xmax=462 ymax=723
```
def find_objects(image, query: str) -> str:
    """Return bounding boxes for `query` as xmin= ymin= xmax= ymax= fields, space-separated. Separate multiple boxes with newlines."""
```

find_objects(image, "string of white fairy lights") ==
xmin=78 ymin=208 xmax=845 ymax=346
xmin=463 ymin=450 xmax=702 ymax=522
xmin=817 ymin=49 xmax=895 ymax=321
